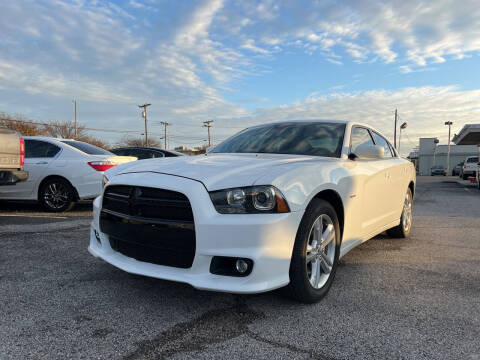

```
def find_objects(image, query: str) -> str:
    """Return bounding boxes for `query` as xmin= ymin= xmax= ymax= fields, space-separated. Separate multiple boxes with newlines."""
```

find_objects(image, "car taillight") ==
xmin=87 ymin=161 xmax=116 ymax=172
xmin=463 ymin=164 xmax=467 ymax=168
xmin=19 ymin=138 xmax=25 ymax=166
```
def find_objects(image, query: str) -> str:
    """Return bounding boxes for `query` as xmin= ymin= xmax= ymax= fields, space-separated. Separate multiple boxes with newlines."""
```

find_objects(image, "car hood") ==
xmin=109 ymin=153 xmax=329 ymax=191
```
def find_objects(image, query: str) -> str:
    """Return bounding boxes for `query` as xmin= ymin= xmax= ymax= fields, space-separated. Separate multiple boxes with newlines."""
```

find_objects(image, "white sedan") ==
xmin=88 ymin=120 xmax=415 ymax=303
xmin=0 ymin=136 xmax=136 ymax=211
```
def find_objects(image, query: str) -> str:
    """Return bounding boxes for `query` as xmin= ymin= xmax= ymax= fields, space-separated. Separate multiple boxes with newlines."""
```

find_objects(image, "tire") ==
xmin=387 ymin=188 xmax=413 ymax=238
xmin=286 ymin=199 xmax=341 ymax=303
xmin=39 ymin=178 xmax=76 ymax=212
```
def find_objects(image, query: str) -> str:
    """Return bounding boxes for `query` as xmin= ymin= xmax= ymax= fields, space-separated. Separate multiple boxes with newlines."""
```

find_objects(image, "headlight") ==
xmin=209 ymin=186 xmax=290 ymax=214
xmin=102 ymin=174 xmax=109 ymax=189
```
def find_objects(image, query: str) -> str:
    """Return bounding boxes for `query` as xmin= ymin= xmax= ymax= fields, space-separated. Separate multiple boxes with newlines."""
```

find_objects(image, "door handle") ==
xmin=36 ymin=161 xmax=48 ymax=165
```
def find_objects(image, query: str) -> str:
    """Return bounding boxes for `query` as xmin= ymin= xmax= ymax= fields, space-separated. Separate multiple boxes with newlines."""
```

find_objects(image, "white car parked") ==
xmin=89 ymin=120 xmax=416 ymax=303
xmin=0 ymin=137 xmax=136 ymax=211
xmin=461 ymin=156 xmax=478 ymax=180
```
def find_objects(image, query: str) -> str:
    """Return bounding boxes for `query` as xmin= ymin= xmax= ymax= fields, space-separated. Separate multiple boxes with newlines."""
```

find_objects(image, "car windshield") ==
xmin=467 ymin=157 xmax=478 ymax=163
xmin=61 ymin=140 xmax=112 ymax=155
xmin=211 ymin=122 xmax=346 ymax=157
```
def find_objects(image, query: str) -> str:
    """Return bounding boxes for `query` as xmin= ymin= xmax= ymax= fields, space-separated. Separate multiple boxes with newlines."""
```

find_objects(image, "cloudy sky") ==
xmin=1 ymin=0 xmax=480 ymax=153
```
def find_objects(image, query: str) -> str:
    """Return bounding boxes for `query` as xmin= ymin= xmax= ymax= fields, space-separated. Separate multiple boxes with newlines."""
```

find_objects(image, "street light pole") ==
xmin=445 ymin=121 xmax=453 ymax=179
xmin=73 ymin=99 xmax=78 ymax=139
xmin=394 ymin=109 xmax=398 ymax=148
xmin=203 ymin=120 xmax=214 ymax=147
xmin=138 ymin=103 xmax=151 ymax=146
xmin=160 ymin=121 xmax=171 ymax=150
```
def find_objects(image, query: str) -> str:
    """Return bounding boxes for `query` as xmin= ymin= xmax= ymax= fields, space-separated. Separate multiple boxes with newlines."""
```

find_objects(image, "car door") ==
xmin=349 ymin=126 xmax=389 ymax=237
xmin=371 ymin=131 xmax=406 ymax=224
xmin=0 ymin=139 xmax=61 ymax=199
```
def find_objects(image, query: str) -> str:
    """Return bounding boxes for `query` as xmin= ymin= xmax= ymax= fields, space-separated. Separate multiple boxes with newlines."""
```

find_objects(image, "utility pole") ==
xmin=160 ymin=121 xmax=171 ymax=149
xmin=73 ymin=99 xmax=78 ymax=139
xmin=203 ymin=120 xmax=214 ymax=147
xmin=445 ymin=121 xmax=453 ymax=179
xmin=398 ymin=122 xmax=408 ymax=155
xmin=138 ymin=103 xmax=151 ymax=146
xmin=394 ymin=109 xmax=398 ymax=148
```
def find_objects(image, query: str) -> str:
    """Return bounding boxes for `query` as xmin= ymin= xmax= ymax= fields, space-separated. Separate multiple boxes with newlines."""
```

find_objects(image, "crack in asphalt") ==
xmin=123 ymin=296 xmax=263 ymax=360
xmin=123 ymin=296 xmax=336 ymax=360
xmin=245 ymin=330 xmax=338 ymax=360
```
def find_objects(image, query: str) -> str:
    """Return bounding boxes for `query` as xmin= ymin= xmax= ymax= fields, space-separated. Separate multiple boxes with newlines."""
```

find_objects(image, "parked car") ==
xmin=477 ymin=163 xmax=480 ymax=190
xmin=0 ymin=137 xmax=136 ymax=211
xmin=0 ymin=128 xmax=28 ymax=186
xmin=452 ymin=162 xmax=463 ymax=176
xmin=460 ymin=156 xmax=478 ymax=180
xmin=430 ymin=165 xmax=446 ymax=176
xmin=110 ymin=147 xmax=185 ymax=160
xmin=89 ymin=120 xmax=416 ymax=303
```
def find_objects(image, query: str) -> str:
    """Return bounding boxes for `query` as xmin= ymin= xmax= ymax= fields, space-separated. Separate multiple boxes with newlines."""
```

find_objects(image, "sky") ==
xmin=1 ymin=0 xmax=480 ymax=154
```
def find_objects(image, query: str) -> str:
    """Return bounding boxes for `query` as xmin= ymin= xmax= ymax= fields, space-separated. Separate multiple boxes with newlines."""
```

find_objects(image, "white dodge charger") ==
xmin=89 ymin=120 xmax=416 ymax=302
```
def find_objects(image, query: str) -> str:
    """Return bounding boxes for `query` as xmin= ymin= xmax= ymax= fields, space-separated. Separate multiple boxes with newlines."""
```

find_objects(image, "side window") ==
xmin=350 ymin=127 xmax=375 ymax=154
xmin=372 ymin=132 xmax=393 ymax=158
xmin=112 ymin=149 xmax=127 ymax=156
xmin=133 ymin=150 xmax=151 ymax=160
xmin=25 ymin=140 xmax=60 ymax=158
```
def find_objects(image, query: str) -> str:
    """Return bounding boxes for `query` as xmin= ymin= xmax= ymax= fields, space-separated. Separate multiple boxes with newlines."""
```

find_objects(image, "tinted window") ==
xmin=133 ymin=149 xmax=156 ymax=160
xmin=372 ymin=132 xmax=393 ymax=158
xmin=25 ymin=140 xmax=61 ymax=158
xmin=61 ymin=141 xmax=112 ymax=155
xmin=110 ymin=148 xmax=127 ymax=156
xmin=350 ymin=127 xmax=374 ymax=154
xmin=212 ymin=122 xmax=346 ymax=157
xmin=467 ymin=157 xmax=478 ymax=163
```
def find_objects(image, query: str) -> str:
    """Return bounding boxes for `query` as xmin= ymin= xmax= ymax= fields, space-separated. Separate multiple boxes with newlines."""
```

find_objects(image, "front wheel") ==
xmin=286 ymin=199 xmax=341 ymax=303
xmin=39 ymin=178 xmax=76 ymax=212
xmin=387 ymin=188 xmax=413 ymax=238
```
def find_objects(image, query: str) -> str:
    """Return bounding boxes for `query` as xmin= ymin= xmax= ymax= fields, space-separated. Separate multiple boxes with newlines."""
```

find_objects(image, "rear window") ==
xmin=467 ymin=157 xmax=478 ymax=163
xmin=61 ymin=141 xmax=112 ymax=155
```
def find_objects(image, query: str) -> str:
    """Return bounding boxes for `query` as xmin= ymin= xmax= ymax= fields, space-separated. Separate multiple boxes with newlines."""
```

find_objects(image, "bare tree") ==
xmin=115 ymin=135 xmax=162 ymax=148
xmin=41 ymin=120 xmax=86 ymax=139
xmin=0 ymin=112 xmax=109 ymax=149
xmin=0 ymin=112 xmax=44 ymax=136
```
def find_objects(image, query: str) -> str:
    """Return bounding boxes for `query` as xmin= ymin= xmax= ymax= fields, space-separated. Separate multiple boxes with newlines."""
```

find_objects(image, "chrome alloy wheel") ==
xmin=305 ymin=214 xmax=336 ymax=289
xmin=402 ymin=190 xmax=413 ymax=232
xmin=43 ymin=182 xmax=69 ymax=210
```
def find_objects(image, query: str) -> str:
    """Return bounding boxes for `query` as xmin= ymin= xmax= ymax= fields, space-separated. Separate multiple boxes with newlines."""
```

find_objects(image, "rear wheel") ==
xmin=286 ymin=199 xmax=341 ymax=303
xmin=39 ymin=178 xmax=76 ymax=212
xmin=387 ymin=188 xmax=413 ymax=238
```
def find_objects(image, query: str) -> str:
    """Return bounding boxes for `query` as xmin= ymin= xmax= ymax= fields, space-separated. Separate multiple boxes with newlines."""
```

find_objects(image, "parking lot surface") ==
xmin=1 ymin=176 xmax=479 ymax=359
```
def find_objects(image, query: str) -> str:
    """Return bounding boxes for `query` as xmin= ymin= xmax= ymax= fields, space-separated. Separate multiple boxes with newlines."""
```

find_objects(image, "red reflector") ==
xmin=19 ymin=138 xmax=25 ymax=167
xmin=87 ymin=161 xmax=116 ymax=172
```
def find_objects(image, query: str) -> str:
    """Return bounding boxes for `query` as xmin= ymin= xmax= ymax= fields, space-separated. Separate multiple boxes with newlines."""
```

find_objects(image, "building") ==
xmin=417 ymin=138 xmax=477 ymax=175
xmin=174 ymin=145 xmax=207 ymax=156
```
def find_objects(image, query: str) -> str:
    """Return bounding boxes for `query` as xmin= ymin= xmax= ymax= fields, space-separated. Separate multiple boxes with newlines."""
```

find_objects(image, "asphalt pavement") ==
xmin=0 ymin=176 xmax=479 ymax=359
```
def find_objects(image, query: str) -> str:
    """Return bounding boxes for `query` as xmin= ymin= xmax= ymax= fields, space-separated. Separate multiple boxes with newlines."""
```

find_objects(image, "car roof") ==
xmin=111 ymin=147 xmax=185 ymax=156
xmin=23 ymin=136 xmax=75 ymax=142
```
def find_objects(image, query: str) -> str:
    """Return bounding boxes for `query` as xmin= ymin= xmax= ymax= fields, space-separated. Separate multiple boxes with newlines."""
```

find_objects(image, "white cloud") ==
xmin=224 ymin=86 xmax=480 ymax=154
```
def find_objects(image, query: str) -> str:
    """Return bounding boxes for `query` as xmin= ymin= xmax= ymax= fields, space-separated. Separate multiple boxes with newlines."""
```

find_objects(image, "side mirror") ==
xmin=353 ymin=144 xmax=385 ymax=159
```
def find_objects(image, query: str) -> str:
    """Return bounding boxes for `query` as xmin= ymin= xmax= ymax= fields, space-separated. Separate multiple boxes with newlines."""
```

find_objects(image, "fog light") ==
xmin=210 ymin=256 xmax=253 ymax=277
xmin=235 ymin=259 xmax=248 ymax=274
xmin=94 ymin=229 xmax=101 ymax=245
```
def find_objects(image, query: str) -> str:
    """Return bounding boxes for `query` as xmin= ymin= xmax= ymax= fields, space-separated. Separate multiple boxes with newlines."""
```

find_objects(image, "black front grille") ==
xmin=100 ymin=185 xmax=195 ymax=268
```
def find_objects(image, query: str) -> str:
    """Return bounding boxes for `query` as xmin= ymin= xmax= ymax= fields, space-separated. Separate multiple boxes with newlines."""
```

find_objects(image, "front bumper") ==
xmin=88 ymin=172 xmax=303 ymax=294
